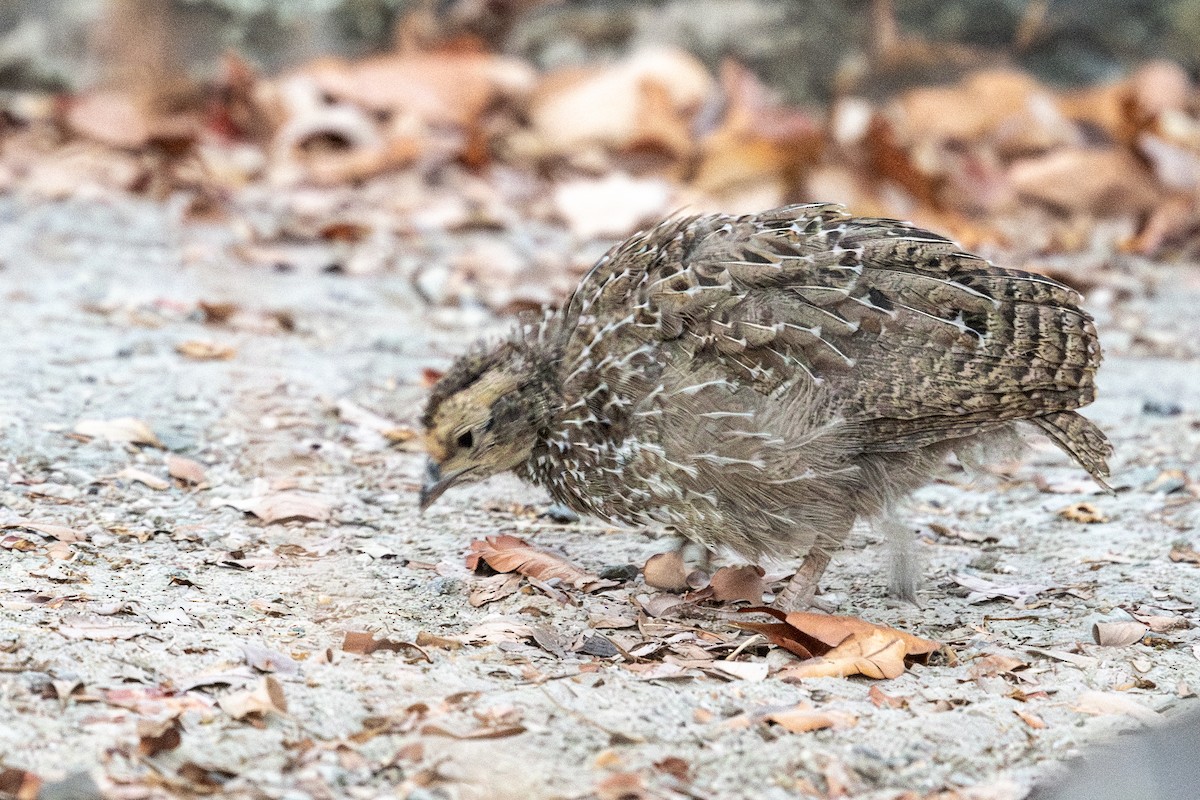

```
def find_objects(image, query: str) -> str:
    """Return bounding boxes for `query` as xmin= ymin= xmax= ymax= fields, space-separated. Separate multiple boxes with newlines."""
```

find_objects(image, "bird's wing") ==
xmin=641 ymin=204 xmax=1109 ymax=476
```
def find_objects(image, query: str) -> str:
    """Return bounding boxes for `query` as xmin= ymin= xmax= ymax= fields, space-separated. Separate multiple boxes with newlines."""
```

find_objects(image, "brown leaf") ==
xmin=218 ymin=676 xmax=287 ymax=720
xmin=1014 ymin=709 xmax=1047 ymax=730
xmin=1058 ymin=502 xmax=1109 ymax=524
xmin=73 ymin=417 xmax=163 ymax=448
xmin=1008 ymin=148 xmax=1159 ymax=216
xmin=167 ymin=454 xmax=207 ymax=485
xmin=760 ymin=703 xmax=857 ymax=733
xmin=137 ymin=717 xmax=183 ymax=757
xmin=1169 ymin=542 xmax=1200 ymax=564
xmin=1092 ymin=621 xmax=1148 ymax=647
xmin=0 ymin=767 xmax=42 ymax=800
xmin=469 ymin=573 xmax=523 ymax=607
xmin=229 ymin=492 xmax=332 ymax=524
xmin=0 ymin=520 xmax=85 ymax=542
xmin=642 ymin=551 xmax=690 ymax=591
xmin=341 ymin=631 xmax=431 ymax=662
xmin=176 ymin=340 xmax=236 ymax=361
xmin=465 ymin=535 xmax=616 ymax=593
xmin=739 ymin=607 xmax=938 ymax=680
xmin=708 ymin=565 xmax=766 ymax=604
xmin=595 ymin=772 xmax=650 ymax=800
xmin=867 ymin=685 xmax=908 ymax=709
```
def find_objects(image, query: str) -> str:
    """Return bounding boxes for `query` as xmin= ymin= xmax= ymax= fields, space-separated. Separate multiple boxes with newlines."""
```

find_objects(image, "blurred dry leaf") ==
xmin=692 ymin=60 xmax=822 ymax=207
xmin=176 ymin=340 xmax=236 ymax=361
xmin=1008 ymin=148 xmax=1158 ymax=216
xmin=739 ymin=607 xmax=938 ymax=680
xmin=167 ymin=454 xmax=207 ymax=485
xmin=0 ymin=767 xmax=42 ymax=800
xmin=1014 ymin=709 xmax=1047 ymax=730
xmin=642 ymin=551 xmax=690 ymax=591
xmin=137 ymin=717 xmax=183 ymax=757
xmin=342 ymin=631 xmax=431 ymax=661
xmin=1092 ymin=621 xmax=1148 ymax=647
xmin=57 ymin=615 xmax=145 ymax=641
xmin=465 ymin=534 xmax=616 ymax=592
xmin=761 ymin=703 xmax=857 ymax=733
xmin=708 ymin=565 xmax=767 ymax=604
xmin=1071 ymin=690 xmax=1160 ymax=723
xmin=117 ymin=466 xmax=170 ymax=490
xmin=528 ymin=47 xmax=711 ymax=160
xmin=229 ymin=492 xmax=332 ymax=524
xmin=468 ymin=572 xmax=523 ymax=607
xmin=867 ymin=685 xmax=907 ymax=709
xmin=595 ymin=772 xmax=648 ymax=800
xmin=1058 ymin=502 xmax=1108 ymax=524
xmin=242 ymin=644 xmax=299 ymax=675
xmin=73 ymin=417 xmax=163 ymax=448
xmin=552 ymin=173 xmax=673 ymax=240
xmin=218 ymin=676 xmax=288 ymax=720
xmin=0 ymin=519 xmax=85 ymax=542
xmin=1168 ymin=542 xmax=1200 ymax=564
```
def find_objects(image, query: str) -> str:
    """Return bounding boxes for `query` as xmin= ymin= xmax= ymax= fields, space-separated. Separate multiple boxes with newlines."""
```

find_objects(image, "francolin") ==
xmin=420 ymin=204 xmax=1111 ymax=608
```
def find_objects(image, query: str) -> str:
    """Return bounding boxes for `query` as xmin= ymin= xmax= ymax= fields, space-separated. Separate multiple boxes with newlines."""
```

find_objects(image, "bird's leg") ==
xmin=773 ymin=549 xmax=833 ymax=611
xmin=880 ymin=515 xmax=922 ymax=605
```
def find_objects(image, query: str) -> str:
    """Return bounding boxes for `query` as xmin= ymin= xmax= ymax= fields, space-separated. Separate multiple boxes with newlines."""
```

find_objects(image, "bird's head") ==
xmin=419 ymin=339 xmax=557 ymax=511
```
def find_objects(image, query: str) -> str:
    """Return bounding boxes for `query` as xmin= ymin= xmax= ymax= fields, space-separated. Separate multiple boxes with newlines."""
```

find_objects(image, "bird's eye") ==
xmin=456 ymin=430 xmax=474 ymax=449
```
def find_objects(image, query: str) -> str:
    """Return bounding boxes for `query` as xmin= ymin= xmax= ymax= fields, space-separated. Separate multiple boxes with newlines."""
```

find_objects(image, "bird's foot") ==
xmin=772 ymin=551 xmax=835 ymax=612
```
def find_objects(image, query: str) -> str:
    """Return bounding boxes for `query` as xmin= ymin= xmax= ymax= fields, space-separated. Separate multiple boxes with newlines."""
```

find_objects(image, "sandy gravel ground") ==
xmin=0 ymin=195 xmax=1198 ymax=800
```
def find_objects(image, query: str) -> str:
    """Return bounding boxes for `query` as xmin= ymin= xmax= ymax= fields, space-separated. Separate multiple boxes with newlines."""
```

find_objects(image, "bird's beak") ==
xmin=418 ymin=459 xmax=464 ymax=512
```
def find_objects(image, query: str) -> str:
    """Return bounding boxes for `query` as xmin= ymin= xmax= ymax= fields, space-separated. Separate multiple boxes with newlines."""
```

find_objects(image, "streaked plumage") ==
xmin=421 ymin=203 xmax=1111 ymax=607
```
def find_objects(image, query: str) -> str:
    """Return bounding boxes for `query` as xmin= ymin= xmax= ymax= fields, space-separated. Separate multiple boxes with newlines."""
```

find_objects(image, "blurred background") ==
xmin=3 ymin=0 xmax=1200 ymax=312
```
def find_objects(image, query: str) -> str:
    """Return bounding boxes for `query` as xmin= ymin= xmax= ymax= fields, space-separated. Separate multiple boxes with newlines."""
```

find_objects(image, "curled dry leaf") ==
xmin=708 ymin=565 xmax=767 ymax=604
xmin=0 ymin=767 xmax=42 ymax=800
xmin=229 ymin=492 xmax=332 ymax=524
xmin=465 ymin=534 xmax=616 ymax=593
xmin=1058 ymin=502 xmax=1109 ymax=524
xmin=341 ymin=631 xmax=431 ymax=662
xmin=761 ymin=703 xmax=857 ymax=733
xmin=73 ymin=417 xmax=163 ymax=448
xmin=738 ymin=607 xmax=938 ymax=680
xmin=867 ymin=685 xmax=907 ymax=709
xmin=642 ymin=551 xmax=690 ymax=591
xmin=0 ymin=519 xmax=85 ymax=542
xmin=1092 ymin=621 xmax=1149 ymax=647
xmin=469 ymin=572 xmax=523 ymax=607
xmin=219 ymin=676 xmax=288 ymax=721
xmin=176 ymin=340 xmax=236 ymax=361
xmin=242 ymin=644 xmax=299 ymax=675
xmin=167 ymin=454 xmax=207 ymax=485
xmin=1014 ymin=709 xmax=1047 ymax=730
xmin=1168 ymin=542 xmax=1200 ymax=564
xmin=137 ymin=717 xmax=183 ymax=757
xmin=117 ymin=467 xmax=170 ymax=490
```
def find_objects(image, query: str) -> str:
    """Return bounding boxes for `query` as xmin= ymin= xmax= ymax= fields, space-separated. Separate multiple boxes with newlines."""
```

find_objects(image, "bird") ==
xmin=419 ymin=203 xmax=1111 ymax=609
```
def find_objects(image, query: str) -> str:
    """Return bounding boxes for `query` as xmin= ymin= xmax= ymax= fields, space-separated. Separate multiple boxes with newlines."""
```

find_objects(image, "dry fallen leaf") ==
xmin=466 ymin=534 xmax=616 ymax=593
xmin=867 ymin=685 xmax=908 ymax=709
xmin=1014 ymin=709 xmax=1047 ymax=730
xmin=0 ymin=767 xmax=42 ymax=800
xmin=342 ymin=631 xmax=431 ymax=661
xmin=1059 ymin=502 xmax=1109 ymax=524
xmin=761 ymin=703 xmax=858 ymax=733
xmin=708 ymin=565 xmax=766 ymax=604
xmin=176 ymin=339 xmax=236 ymax=361
xmin=738 ymin=607 xmax=939 ymax=680
xmin=73 ymin=417 xmax=163 ymax=448
xmin=1092 ymin=621 xmax=1149 ymax=647
xmin=229 ymin=492 xmax=333 ymax=524
xmin=218 ymin=676 xmax=288 ymax=721
xmin=0 ymin=520 xmax=85 ymax=542
xmin=642 ymin=551 xmax=691 ymax=591
xmin=167 ymin=454 xmax=207 ymax=485
xmin=1168 ymin=542 xmax=1200 ymax=564
xmin=137 ymin=717 xmax=183 ymax=757
xmin=469 ymin=573 xmax=523 ymax=607
xmin=118 ymin=466 xmax=170 ymax=490
xmin=1071 ymin=690 xmax=1160 ymax=724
